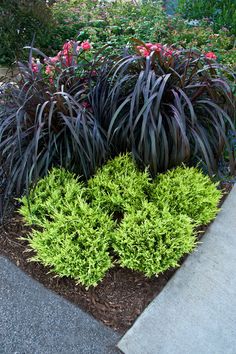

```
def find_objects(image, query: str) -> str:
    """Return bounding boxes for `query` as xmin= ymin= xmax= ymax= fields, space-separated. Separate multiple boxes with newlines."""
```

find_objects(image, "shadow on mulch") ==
xmin=0 ymin=182 xmax=232 ymax=333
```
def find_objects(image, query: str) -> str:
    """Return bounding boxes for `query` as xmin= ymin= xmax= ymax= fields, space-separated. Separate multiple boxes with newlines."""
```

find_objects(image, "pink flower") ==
xmin=49 ymin=55 xmax=60 ymax=64
xmin=81 ymin=41 xmax=91 ymax=51
xmin=205 ymin=51 xmax=217 ymax=60
xmin=62 ymin=41 xmax=73 ymax=66
xmin=45 ymin=65 xmax=53 ymax=75
xmin=62 ymin=41 xmax=73 ymax=55
xmin=31 ymin=57 xmax=39 ymax=73
xmin=137 ymin=46 xmax=150 ymax=57
xmin=140 ymin=48 xmax=150 ymax=57
xmin=145 ymin=42 xmax=153 ymax=49
xmin=150 ymin=44 xmax=163 ymax=52
xmin=31 ymin=63 xmax=38 ymax=73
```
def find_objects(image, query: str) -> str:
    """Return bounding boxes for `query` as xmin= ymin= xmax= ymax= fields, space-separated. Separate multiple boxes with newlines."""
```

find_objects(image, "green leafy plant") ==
xmin=46 ymin=0 xmax=167 ymax=56
xmin=19 ymin=155 xmax=222 ymax=287
xmin=151 ymin=165 xmax=222 ymax=225
xmin=0 ymin=0 xmax=53 ymax=65
xmin=163 ymin=17 xmax=236 ymax=70
xmin=178 ymin=0 xmax=236 ymax=35
xmin=113 ymin=203 xmax=196 ymax=276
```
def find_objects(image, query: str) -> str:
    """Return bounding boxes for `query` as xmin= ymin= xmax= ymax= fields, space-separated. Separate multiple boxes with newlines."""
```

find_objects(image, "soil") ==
xmin=0 ymin=182 xmax=232 ymax=333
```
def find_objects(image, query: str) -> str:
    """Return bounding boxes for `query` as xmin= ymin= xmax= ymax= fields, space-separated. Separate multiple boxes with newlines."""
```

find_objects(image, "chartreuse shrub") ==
xmin=19 ymin=155 xmax=222 ymax=287
xmin=113 ymin=203 xmax=195 ymax=276
xmin=151 ymin=166 xmax=222 ymax=226
xmin=20 ymin=168 xmax=85 ymax=227
xmin=27 ymin=208 xmax=114 ymax=288
xmin=87 ymin=154 xmax=151 ymax=215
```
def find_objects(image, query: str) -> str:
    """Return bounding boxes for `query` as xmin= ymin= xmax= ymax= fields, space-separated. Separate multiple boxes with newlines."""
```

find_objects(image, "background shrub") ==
xmin=163 ymin=16 xmax=236 ymax=74
xmin=1 ymin=0 xmax=235 ymax=73
xmin=49 ymin=0 xmax=167 ymax=54
xmin=151 ymin=166 xmax=222 ymax=225
xmin=178 ymin=0 xmax=236 ymax=35
xmin=0 ymin=0 xmax=53 ymax=65
xmin=113 ymin=202 xmax=195 ymax=276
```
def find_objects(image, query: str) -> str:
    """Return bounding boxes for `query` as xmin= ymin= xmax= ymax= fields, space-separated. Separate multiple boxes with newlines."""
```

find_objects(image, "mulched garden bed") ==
xmin=0 ymin=182 xmax=232 ymax=333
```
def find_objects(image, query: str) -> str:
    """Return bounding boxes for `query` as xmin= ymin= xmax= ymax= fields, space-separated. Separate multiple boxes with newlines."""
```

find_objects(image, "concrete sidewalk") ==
xmin=118 ymin=185 xmax=236 ymax=354
xmin=0 ymin=257 xmax=121 ymax=354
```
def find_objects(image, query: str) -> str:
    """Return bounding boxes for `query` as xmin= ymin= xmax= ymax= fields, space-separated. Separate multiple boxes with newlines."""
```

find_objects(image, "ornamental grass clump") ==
xmin=87 ymin=154 xmax=151 ymax=215
xmin=151 ymin=166 xmax=222 ymax=226
xmin=94 ymin=43 xmax=236 ymax=176
xmin=0 ymin=40 xmax=107 ymax=215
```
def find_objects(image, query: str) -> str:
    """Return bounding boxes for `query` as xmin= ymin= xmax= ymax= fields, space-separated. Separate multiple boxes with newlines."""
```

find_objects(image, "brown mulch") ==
xmin=0 ymin=181 xmax=232 ymax=333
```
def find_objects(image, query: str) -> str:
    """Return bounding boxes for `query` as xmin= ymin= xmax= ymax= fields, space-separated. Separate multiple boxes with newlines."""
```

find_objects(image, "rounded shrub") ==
xmin=20 ymin=168 xmax=85 ymax=226
xmin=27 ymin=205 xmax=114 ymax=288
xmin=87 ymin=154 xmax=151 ymax=215
xmin=151 ymin=166 xmax=222 ymax=225
xmin=113 ymin=202 xmax=196 ymax=276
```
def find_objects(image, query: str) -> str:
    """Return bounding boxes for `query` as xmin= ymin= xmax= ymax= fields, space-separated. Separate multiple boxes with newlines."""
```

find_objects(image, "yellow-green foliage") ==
xmin=20 ymin=168 xmax=85 ymax=226
xmin=19 ymin=155 xmax=222 ymax=287
xmin=27 ymin=208 xmax=114 ymax=288
xmin=87 ymin=154 xmax=151 ymax=214
xmin=113 ymin=203 xmax=195 ymax=276
xmin=151 ymin=166 xmax=221 ymax=226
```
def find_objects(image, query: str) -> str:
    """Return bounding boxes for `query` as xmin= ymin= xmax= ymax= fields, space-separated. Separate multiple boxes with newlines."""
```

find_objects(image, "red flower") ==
xmin=81 ymin=41 xmax=91 ymax=51
xmin=205 ymin=52 xmax=217 ymax=60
